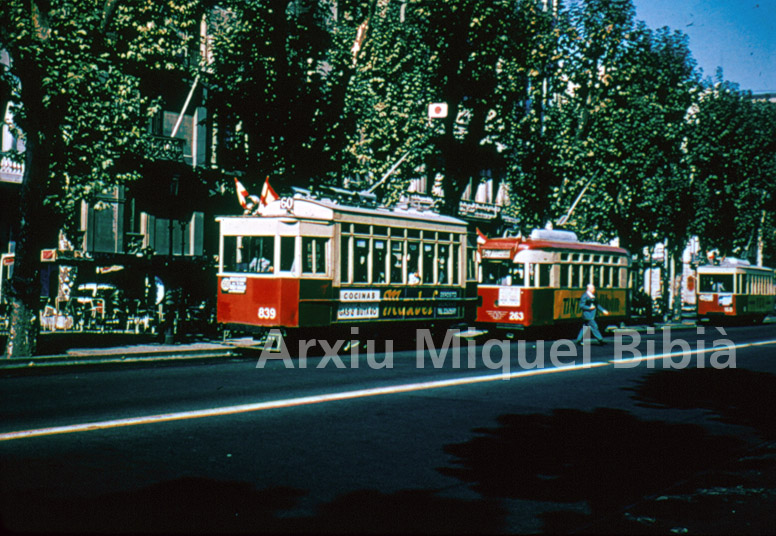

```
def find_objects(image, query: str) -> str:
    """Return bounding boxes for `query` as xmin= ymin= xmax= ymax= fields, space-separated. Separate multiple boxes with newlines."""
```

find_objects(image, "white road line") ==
xmin=0 ymin=362 xmax=607 ymax=442
xmin=3 ymin=338 xmax=775 ymax=442
xmin=611 ymin=339 xmax=776 ymax=364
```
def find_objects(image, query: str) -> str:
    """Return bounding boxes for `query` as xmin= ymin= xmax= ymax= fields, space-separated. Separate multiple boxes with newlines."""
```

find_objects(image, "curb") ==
xmin=0 ymin=344 xmax=237 ymax=373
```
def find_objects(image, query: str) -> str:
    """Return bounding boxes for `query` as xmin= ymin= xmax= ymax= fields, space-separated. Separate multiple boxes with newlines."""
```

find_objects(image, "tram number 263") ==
xmin=509 ymin=311 xmax=525 ymax=321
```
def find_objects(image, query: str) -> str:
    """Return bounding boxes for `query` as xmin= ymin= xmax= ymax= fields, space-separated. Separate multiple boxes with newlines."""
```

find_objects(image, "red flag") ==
xmin=234 ymin=177 xmax=250 ymax=209
xmin=476 ymin=228 xmax=488 ymax=245
xmin=260 ymin=176 xmax=279 ymax=207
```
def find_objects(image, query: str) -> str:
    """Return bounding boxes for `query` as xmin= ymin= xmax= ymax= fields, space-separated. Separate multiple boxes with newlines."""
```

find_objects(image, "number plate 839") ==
xmin=258 ymin=307 xmax=277 ymax=319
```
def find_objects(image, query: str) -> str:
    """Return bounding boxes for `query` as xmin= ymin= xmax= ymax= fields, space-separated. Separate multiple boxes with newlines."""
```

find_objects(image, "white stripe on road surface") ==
xmin=611 ymin=339 xmax=776 ymax=364
xmin=3 ymin=338 xmax=776 ymax=442
xmin=0 ymin=362 xmax=607 ymax=441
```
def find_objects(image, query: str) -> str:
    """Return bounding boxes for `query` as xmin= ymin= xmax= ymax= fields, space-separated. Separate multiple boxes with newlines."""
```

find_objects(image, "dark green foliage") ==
xmin=685 ymin=77 xmax=776 ymax=259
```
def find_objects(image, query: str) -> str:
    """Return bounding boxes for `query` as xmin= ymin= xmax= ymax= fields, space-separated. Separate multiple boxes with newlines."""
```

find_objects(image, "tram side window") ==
xmin=453 ymin=244 xmax=461 ymax=285
xmin=354 ymin=238 xmax=369 ymax=283
xmin=539 ymin=264 xmax=551 ymax=287
xmin=340 ymin=236 xmax=351 ymax=283
xmin=390 ymin=241 xmax=404 ymax=283
xmin=438 ymin=244 xmax=450 ymax=285
xmin=279 ymin=237 xmax=295 ymax=272
xmin=422 ymin=243 xmax=435 ymax=284
xmin=560 ymin=265 xmax=569 ymax=288
xmin=373 ymin=239 xmax=387 ymax=283
xmin=302 ymin=237 xmax=329 ymax=275
xmin=407 ymin=242 xmax=420 ymax=283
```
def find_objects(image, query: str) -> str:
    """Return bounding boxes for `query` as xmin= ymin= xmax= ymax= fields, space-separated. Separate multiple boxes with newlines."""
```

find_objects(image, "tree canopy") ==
xmin=197 ymin=0 xmax=773 ymax=263
xmin=2 ymin=0 xmax=775 ymax=355
xmin=0 ymin=0 xmax=201 ymax=356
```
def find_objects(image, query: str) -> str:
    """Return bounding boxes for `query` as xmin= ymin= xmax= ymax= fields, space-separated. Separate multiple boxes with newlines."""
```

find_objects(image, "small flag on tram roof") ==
xmin=234 ymin=177 xmax=250 ymax=209
xmin=476 ymin=228 xmax=488 ymax=244
xmin=260 ymin=176 xmax=279 ymax=208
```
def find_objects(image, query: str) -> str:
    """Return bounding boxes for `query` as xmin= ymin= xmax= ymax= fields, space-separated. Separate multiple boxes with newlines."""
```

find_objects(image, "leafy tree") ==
xmin=0 ymin=0 xmax=199 ymax=357
xmin=686 ymin=77 xmax=776 ymax=262
xmin=336 ymin=0 xmax=439 ymax=198
xmin=337 ymin=0 xmax=565 ymax=220
xmin=205 ymin=0 xmax=345 ymax=192
xmin=548 ymin=0 xmax=699 ymax=257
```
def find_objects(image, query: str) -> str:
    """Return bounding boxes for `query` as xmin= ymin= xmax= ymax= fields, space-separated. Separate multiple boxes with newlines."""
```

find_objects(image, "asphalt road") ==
xmin=1 ymin=325 xmax=776 ymax=533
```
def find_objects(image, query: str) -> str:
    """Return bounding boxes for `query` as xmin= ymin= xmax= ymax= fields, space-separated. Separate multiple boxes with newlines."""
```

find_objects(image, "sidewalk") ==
xmin=1 ymin=320 xmax=704 ymax=372
xmin=0 ymin=332 xmax=237 ymax=373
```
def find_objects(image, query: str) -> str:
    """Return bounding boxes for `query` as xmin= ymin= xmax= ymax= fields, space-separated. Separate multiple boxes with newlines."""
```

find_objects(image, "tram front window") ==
xmin=223 ymin=236 xmax=274 ymax=273
xmin=248 ymin=236 xmax=274 ymax=273
xmin=482 ymin=262 xmax=524 ymax=286
xmin=699 ymin=274 xmax=734 ymax=293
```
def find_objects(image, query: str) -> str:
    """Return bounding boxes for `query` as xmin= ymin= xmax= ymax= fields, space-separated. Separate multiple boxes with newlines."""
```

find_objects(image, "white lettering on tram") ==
xmin=220 ymin=277 xmax=247 ymax=294
xmin=337 ymin=304 xmax=379 ymax=320
xmin=339 ymin=289 xmax=381 ymax=302
xmin=257 ymin=307 xmax=277 ymax=320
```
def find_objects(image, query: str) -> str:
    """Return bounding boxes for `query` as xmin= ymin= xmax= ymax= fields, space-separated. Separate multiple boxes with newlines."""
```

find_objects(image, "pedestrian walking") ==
xmin=574 ymin=284 xmax=609 ymax=345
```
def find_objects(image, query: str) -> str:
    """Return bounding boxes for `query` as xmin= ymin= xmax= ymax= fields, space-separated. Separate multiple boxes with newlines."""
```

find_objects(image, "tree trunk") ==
xmin=5 ymin=62 xmax=52 ymax=358
xmin=6 ymin=142 xmax=49 ymax=357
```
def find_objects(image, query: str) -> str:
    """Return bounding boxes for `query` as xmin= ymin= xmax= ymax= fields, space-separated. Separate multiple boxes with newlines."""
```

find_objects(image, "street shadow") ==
xmin=2 ymin=478 xmax=306 ymax=534
xmin=2 ymin=477 xmax=506 ymax=534
xmin=628 ymin=367 xmax=776 ymax=440
xmin=307 ymin=489 xmax=506 ymax=534
xmin=438 ymin=408 xmax=746 ymax=533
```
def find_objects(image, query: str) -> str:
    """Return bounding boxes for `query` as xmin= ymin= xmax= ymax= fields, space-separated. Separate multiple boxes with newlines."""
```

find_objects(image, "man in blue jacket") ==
xmin=574 ymin=284 xmax=609 ymax=345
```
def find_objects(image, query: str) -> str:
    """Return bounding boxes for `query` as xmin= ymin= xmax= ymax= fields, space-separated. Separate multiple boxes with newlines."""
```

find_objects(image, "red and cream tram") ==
xmin=216 ymin=192 xmax=479 ymax=345
xmin=697 ymin=259 xmax=775 ymax=324
xmin=476 ymin=229 xmax=631 ymax=333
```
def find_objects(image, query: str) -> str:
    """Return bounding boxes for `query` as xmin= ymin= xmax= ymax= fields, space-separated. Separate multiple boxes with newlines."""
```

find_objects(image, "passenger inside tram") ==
xmin=250 ymin=257 xmax=272 ymax=272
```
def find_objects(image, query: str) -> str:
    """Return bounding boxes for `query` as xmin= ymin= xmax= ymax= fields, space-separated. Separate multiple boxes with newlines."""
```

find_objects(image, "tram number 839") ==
xmin=258 ymin=307 xmax=277 ymax=319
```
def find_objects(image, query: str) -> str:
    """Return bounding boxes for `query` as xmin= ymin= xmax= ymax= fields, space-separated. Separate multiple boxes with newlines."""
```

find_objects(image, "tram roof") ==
xmin=480 ymin=236 xmax=629 ymax=257
xmin=697 ymin=263 xmax=774 ymax=274
xmin=218 ymin=196 xmax=469 ymax=228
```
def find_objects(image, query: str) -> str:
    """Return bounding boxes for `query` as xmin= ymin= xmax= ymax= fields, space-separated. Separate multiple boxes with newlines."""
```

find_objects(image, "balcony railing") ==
xmin=145 ymin=136 xmax=185 ymax=162
xmin=0 ymin=154 xmax=24 ymax=184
